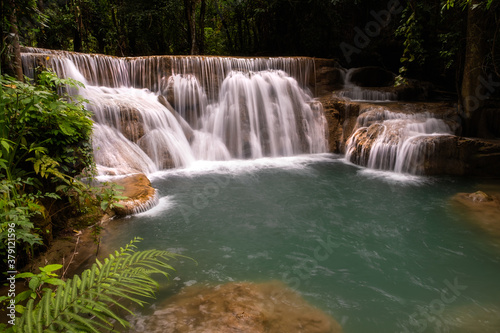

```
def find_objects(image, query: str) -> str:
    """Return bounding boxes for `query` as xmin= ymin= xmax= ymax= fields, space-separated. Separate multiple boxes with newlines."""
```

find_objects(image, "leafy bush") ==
xmin=0 ymin=70 xmax=94 ymax=256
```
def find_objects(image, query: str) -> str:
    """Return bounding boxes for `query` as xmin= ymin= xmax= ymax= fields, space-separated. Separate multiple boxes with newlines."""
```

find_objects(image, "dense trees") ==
xmin=1 ymin=0 xmax=499 ymax=132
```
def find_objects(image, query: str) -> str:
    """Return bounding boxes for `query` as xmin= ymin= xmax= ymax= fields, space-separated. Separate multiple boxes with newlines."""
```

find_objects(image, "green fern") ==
xmin=14 ymin=237 xmax=185 ymax=333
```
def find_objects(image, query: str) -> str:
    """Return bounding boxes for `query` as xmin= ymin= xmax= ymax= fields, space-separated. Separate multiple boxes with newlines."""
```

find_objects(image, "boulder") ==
xmin=110 ymin=173 xmax=157 ymax=216
xmin=134 ymin=281 xmax=343 ymax=333
xmin=119 ymin=105 xmax=145 ymax=142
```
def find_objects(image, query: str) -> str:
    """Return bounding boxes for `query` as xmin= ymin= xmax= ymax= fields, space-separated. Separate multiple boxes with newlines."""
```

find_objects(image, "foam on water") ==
xmin=149 ymin=153 xmax=339 ymax=180
xmin=357 ymin=168 xmax=430 ymax=185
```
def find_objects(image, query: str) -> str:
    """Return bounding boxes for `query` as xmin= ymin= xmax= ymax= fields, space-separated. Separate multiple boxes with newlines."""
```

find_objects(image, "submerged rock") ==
xmin=467 ymin=190 xmax=494 ymax=202
xmin=437 ymin=303 xmax=500 ymax=333
xmin=451 ymin=190 xmax=500 ymax=239
xmin=133 ymin=281 xmax=343 ymax=333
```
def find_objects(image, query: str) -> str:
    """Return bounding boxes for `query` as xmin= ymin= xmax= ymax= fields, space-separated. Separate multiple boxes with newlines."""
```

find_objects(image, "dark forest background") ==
xmin=0 ymin=1 xmax=498 ymax=81
xmin=2 ymin=0 xmax=500 ymax=136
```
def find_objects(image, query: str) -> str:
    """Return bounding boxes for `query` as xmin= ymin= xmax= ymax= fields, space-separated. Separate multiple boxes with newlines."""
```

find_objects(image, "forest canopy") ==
xmin=1 ymin=0 xmax=500 ymax=135
xmin=0 ymin=1 xmax=498 ymax=82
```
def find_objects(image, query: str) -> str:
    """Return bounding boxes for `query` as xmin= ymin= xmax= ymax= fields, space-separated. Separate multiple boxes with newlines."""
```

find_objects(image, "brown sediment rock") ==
xmin=319 ymin=96 xmax=500 ymax=176
xmin=110 ymin=173 xmax=157 ymax=216
xmin=451 ymin=190 xmax=500 ymax=239
xmin=421 ymin=136 xmax=500 ymax=176
xmin=118 ymin=105 xmax=145 ymax=142
xmin=136 ymin=281 xmax=343 ymax=333
xmin=319 ymin=97 xmax=362 ymax=153
xmin=314 ymin=59 xmax=344 ymax=95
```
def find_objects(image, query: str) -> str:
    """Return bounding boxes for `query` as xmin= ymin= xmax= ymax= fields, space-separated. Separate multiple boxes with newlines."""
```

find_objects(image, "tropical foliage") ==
xmin=0 ymin=70 xmax=95 ymax=259
xmin=0 ymin=238 xmax=182 ymax=333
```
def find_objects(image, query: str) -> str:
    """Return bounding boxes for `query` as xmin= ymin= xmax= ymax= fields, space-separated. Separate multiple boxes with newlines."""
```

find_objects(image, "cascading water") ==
xmin=345 ymin=109 xmax=455 ymax=174
xmin=337 ymin=68 xmax=398 ymax=102
xmin=21 ymin=48 xmax=327 ymax=175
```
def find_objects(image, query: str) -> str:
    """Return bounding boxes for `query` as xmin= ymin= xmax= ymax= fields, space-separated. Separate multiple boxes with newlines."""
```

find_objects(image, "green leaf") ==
xmin=29 ymin=276 xmax=41 ymax=291
xmin=16 ymin=272 xmax=35 ymax=279
xmin=43 ymin=278 xmax=66 ymax=286
xmin=15 ymin=304 xmax=26 ymax=314
xmin=15 ymin=290 xmax=35 ymax=303
xmin=0 ymin=140 xmax=11 ymax=152
xmin=39 ymin=264 xmax=63 ymax=274
xmin=58 ymin=122 xmax=76 ymax=136
xmin=14 ymin=238 xmax=188 ymax=332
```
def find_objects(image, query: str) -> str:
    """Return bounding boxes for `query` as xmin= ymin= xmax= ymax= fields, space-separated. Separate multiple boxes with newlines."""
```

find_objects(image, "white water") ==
xmin=337 ymin=68 xmax=397 ymax=102
xmin=346 ymin=110 xmax=454 ymax=174
xmin=21 ymin=49 xmax=327 ymax=175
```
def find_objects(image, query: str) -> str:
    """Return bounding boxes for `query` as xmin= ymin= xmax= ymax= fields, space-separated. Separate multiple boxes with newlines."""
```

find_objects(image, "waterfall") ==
xmin=21 ymin=48 xmax=327 ymax=175
xmin=345 ymin=109 xmax=453 ymax=174
xmin=337 ymin=68 xmax=397 ymax=102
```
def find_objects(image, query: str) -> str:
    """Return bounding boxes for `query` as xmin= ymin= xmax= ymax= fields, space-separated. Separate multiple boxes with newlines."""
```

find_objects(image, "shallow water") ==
xmin=102 ymin=154 xmax=500 ymax=333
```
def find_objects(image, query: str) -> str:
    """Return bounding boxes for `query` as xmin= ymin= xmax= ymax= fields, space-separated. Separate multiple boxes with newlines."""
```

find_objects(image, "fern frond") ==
xmin=16 ymin=238 xmax=185 ymax=332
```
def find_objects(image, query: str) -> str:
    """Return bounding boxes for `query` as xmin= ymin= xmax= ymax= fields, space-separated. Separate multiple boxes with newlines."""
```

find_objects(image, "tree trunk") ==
xmin=460 ymin=0 xmax=489 ymax=136
xmin=8 ymin=0 xmax=23 ymax=81
xmin=198 ymin=0 xmax=206 ymax=54
xmin=184 ymin=0 xmax=198 ymax=55
xmin=215 ymin=0 xmax=233 ymax=53
xmin=73 ymin=0 xmax=83 ymax=52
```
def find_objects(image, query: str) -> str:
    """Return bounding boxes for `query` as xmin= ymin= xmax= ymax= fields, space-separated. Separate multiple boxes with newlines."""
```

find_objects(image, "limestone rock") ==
xmin=314 ymin=59 xmax=345 ymax=94
xmin=423 ymin=136 xmax=500 ymax=176
xmin=467 ymin=190 xmax=494 ymax=202
xmin=134 ymin=281 xmax=343 ymax=333
xmin=119 ymin=105 xmax=145 ymax=142
xmin=110 ymin=173 xmax=157 ymax=216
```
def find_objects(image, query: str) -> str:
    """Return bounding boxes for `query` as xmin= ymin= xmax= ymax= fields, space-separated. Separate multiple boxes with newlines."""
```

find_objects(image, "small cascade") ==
xmin=20 ymin=48 xmax=327 ymax=175
xmin=346 ymin=109 xmax=454 ymax=174
xmin=337 ymin=68 xmax=397 ymax=102
xmin=131 ymin=190 xmax=160 ymax=215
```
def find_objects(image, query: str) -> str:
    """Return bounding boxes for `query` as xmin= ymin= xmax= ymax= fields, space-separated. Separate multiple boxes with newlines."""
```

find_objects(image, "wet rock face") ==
xmin=314 ymin=60 xmax=345 ymax=95
xmin=134 ymin=281 xmax=343 ymax=333
xmin=110 ymin=173 xmax=157 ymax=216
xmin=119 ymin=105 xmax=145 ymax=142
xmin=423 ymin=136 xmax=500 ymax=176
xmin=346 ymin=123 xmax=385 ymax=167
xmin=320 ymin=97 xmax=500 ymax=176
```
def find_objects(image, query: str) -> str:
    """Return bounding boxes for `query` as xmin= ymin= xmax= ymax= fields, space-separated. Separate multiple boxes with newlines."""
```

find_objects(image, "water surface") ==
xmin=103 ymin=154 xmax=500 ymax=332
